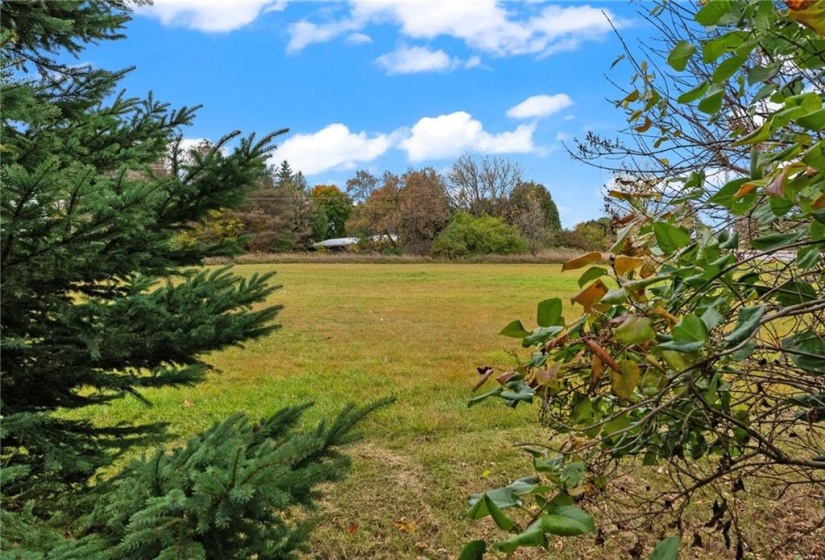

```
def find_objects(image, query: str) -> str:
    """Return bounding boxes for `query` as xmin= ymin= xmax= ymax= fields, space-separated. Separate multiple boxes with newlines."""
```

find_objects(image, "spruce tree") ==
xmin=0 ymin=2 xmax=388 ymax=556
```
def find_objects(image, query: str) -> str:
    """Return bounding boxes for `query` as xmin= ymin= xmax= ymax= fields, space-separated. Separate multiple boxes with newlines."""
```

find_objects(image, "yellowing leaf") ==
xmin=610 ymin=360 xmax=641 ymax=399
xmin=613 ymin=256 xmax=645 ymax=276
xmin=811 ymin=193 xmax=825 ymax=209
xmin=652 ymin=306 xmax=679 ymax=325
xmin=732 ymin=182 xmax=759 ymax=199
xmin=571 ymin=279 xmax=608 ymax=312
xmin=562 ymin=252 xmax=603 ymax=272
xmin=787 ymin=0 xmax=825 ymax=37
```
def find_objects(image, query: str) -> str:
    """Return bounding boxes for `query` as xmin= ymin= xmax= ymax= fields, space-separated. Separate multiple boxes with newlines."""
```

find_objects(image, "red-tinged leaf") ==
xmin=497 ymin=371 xmax=516 ymax=385
xmin=584 ymin=339 xmax=621 ymax=374
xmin=765 ymin=167 xmax=789 ymax=197
xmin=562 ymin=252 xmax=603 ymax=272
xmin=472 ymin=370 xmax=494 ymax=392
xmin=346 ymin=524 xmax=359 ymax=534
xmin=812 ymin=193 xmax=825 ymax=209
xmin=571 ymin=279 xmax=608 ymax=312
xmin=589 ymin=355 xmax=604 ymax=393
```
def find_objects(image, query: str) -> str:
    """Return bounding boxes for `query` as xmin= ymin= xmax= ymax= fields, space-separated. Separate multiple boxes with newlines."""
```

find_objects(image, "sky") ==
xmin=83 ymin=0 xmax=651 ymax=228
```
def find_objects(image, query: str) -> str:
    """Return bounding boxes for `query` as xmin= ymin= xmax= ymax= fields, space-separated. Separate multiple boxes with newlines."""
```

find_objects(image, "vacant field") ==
xmin=75 ymin=264 xmax=822 ymax=559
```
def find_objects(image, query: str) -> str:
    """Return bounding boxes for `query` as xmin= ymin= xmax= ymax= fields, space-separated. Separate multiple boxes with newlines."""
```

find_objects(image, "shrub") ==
xmin=431 ymin=212 xmax=528 ymax=258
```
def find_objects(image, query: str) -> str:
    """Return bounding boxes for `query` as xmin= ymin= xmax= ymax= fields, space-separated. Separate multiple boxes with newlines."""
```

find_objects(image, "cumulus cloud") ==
xmin=399 ymin=111 xmax=536 ymax=161
xmin=273 ymin=124 xmax=394 ymax=175
xmin=288 ymin=1 xmax=619 ymax=57
xmin=507 ymin=94 xmax=573 ymax=119
xmin=140 ymin=0 xmax=287 ymax=32
xmin=376 ymin=46 xmax=458 ymax=74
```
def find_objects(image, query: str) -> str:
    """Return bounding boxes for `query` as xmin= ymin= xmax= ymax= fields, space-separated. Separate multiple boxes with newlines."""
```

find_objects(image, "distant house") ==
xmin=312 ymin=237 xmax=360 ymax=251
xmin=312 ymin=235 xmax=398 ymax=251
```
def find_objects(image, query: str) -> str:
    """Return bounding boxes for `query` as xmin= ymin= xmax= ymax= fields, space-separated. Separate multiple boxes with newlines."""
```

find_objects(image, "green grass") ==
xmin=72 ymin=263 xmax=823 ymax=559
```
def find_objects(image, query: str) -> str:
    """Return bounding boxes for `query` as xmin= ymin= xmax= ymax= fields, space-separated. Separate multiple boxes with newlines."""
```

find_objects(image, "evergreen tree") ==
xmin=0 ymin=2 xmax=387 ymax=555
xmin=275 ymin=160 xmax=294 ymax=188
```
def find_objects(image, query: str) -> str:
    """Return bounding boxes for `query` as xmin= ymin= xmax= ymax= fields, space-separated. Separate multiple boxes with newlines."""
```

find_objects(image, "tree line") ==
xmin=182 ymin=151 xmax=613 ymax=257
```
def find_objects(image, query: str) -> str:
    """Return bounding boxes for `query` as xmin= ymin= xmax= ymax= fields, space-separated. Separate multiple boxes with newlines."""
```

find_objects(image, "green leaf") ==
xmin=523 ymin=326 xmax=564 ymax=347
xmin=695 ymin=0 xmax=731 ymax=26
xmin=731 ymin=120 xmax=771 ymax=147
xmin=578 ymin=266 xmax=608 ymax=287
xmin=700 ymin=307 xmax=724 ymax=331
xmin=797 ymin=108 xmax=825 ymax=131
xmin=560 ymin=461 xmax=586 ymax=489
xmin=677 ymin=81 xmax=709 ymax=104
xmin=796 ymin=247 xmax=820 ymax=269
xmin=724 ymin=306 xmax=766 ymax=347
xmin=667 ymin=40 xmax=696 ymax=71
xmin=496 ymin=521 xmax=547 ymax=553
xmin=601 ymin=287 xmax=629 ymax=305
xmin=484 ymin=495 xmax=517 ymax=531
xmin=468 ymin=477 xmax=541 ymax=517
xmin=750 ymin=231 xmax=801 ymax=251
xmin=772 ymin=281 xmax=817 ymax=307
xmin=649 ymin=536 xmax=680 ymax=560
xmin=500 ymin=320 xmax=530 ymax=338
xmin=540 ymin=506 xmax=595 ymax=536
xmin=703 ymin=31 xmax=747 ymax=63
xmin=659 ymin=314 xmax=708 ymax=353
xmin=782 ymin=331 xmax=825 ymax=374
xmin=712 ymin=53 xmax=747 ymax=83
xmin=458 ymin=540 xmax=486 ymax=560
xmin=615 ymin=316 xmax=656 ymax=344
xmin=468 ymin=388 xmax=503 ymax=408
xmin=698 ymin=85 xmax=725 ymax=114
xmin=654 ymin=222 xmax=692 ymax=254
xmin=537 ymin=298 xmax=564 ymax=328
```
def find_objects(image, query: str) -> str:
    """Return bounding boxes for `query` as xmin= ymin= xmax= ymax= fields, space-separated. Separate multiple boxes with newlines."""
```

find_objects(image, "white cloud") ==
xmin=288 ymin=1 xmax=620 ymax=57
xmin=287 ymin=19 xmax=360 ymax=52
xmin=376 ymin=46 xmax=459 ymax=75
xmin=346 ymin=32 xmax=372 ymax=45
xmin=465 ymin=56 xmax=482 ymax=69
xmin=141 ymin=0 xmax=286 ymax=32
xmin=273 ymin=124 xmax=394 ymax=175
xmin=507 ymin=94 xmax=573 ymax=119
xmin=399 ymin=111 xmax=536 ymax=161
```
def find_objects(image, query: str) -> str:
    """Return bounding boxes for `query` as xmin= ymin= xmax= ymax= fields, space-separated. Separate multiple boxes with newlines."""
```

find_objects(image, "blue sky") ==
xmin=85 ymin=1 xmax=649 ymax=228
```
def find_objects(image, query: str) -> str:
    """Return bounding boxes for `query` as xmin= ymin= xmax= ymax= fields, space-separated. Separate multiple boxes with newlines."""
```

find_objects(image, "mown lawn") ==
xmin=76 ymin=263 xmax=822 ymax=559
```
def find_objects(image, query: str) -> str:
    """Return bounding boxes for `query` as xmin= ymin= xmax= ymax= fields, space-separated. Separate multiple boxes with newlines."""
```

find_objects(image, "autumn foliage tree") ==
xmin=464 ymin=2 xmax=825 ymax=558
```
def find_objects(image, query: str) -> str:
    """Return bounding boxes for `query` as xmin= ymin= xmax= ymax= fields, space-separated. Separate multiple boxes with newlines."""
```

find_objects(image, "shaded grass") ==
xmin=69 ymin=263 xmax=823 ymax=559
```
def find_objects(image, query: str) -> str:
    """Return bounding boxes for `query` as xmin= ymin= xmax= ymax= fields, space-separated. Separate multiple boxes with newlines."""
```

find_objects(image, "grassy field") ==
xmin=76 ymin=263 xmax=823 ymax=559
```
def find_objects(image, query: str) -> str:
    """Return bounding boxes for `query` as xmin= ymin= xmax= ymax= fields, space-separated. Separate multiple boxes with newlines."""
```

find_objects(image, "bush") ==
xmin=431 ymin=212 xmax=528 ymax=259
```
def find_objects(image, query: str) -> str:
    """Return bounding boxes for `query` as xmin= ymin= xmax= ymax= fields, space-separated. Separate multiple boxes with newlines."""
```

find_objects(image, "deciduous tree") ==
xmin=398 ymin=167 xmax=451 ymax=254
xmin=447 ymin=153 xmax=523 ymax=217
xmin=465 ymin=2 xmax=825 ymax=557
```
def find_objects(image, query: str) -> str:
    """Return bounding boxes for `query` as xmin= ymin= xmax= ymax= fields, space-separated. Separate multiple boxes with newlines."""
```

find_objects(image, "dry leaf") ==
xmin=571 ymin=279 xmax=608 ymax=312
xmin=562 ymin=251 xmax=603 ymax=272
xmin=614 ymin=255 xmax=645 ymax=276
